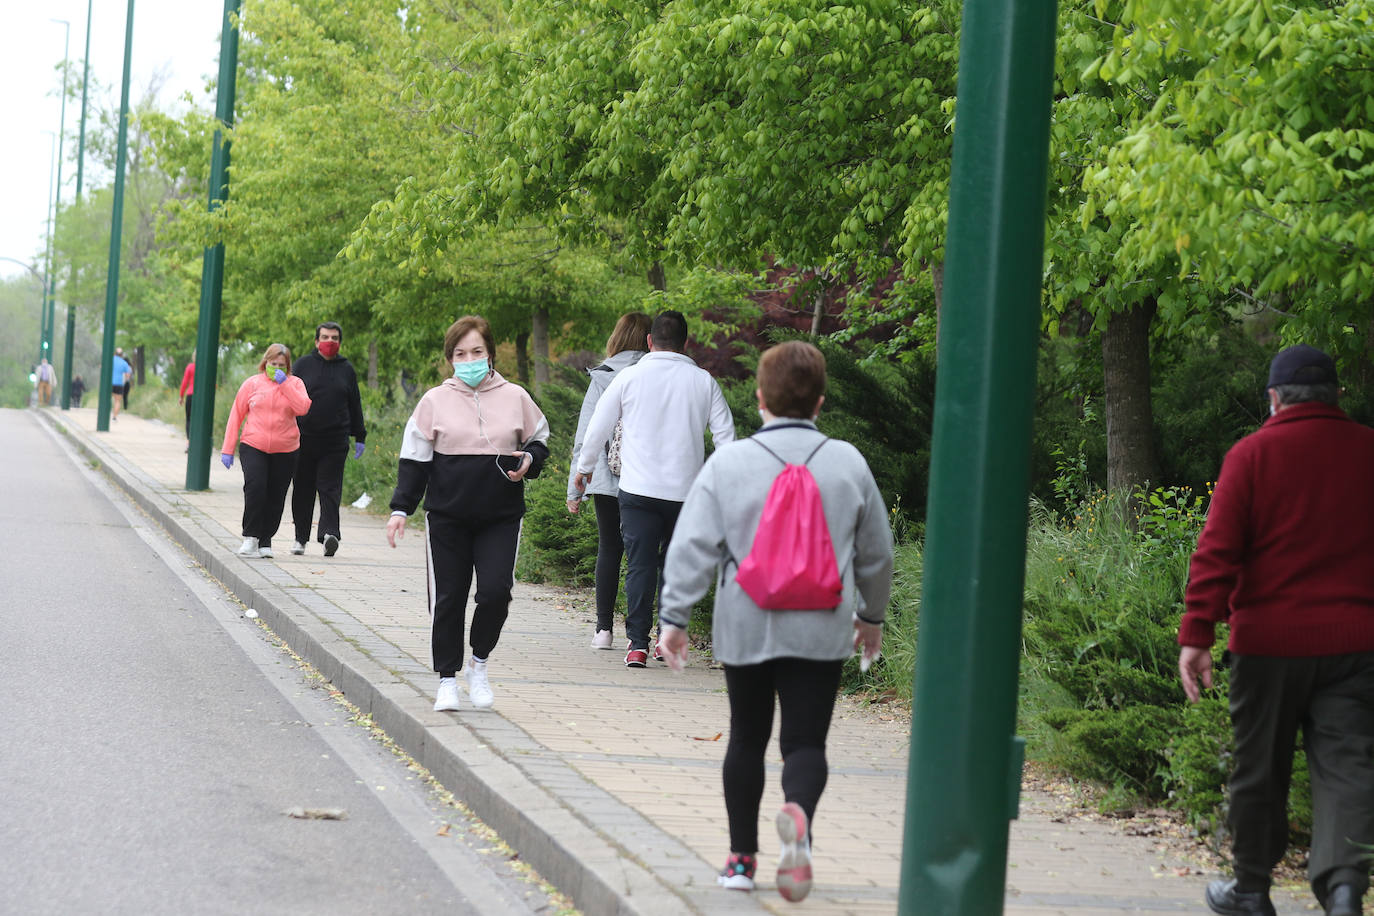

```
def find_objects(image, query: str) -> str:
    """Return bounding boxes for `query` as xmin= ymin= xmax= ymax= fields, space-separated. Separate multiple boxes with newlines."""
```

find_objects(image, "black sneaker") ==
xmin=323 ymin=534 xmax=339 ymax=557
xmin=717 ymin=853 xmax=756 ymax=891
xmin=1205 ymin=880 xmax=1276 ymax=916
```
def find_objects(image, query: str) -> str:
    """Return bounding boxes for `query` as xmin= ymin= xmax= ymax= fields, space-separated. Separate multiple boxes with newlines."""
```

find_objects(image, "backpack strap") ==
xmin=750 ymin=426 xmax=828 ymax=467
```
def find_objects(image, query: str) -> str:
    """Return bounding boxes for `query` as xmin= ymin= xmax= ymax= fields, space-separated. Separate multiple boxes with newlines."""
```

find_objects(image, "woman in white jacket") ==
xmin=565 ymin=312 xmax=651 ymax=649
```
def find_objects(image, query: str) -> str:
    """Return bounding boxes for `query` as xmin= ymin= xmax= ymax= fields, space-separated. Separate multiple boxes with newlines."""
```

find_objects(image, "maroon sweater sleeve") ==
xmin=1179 ymin=443 xmax=1253 ymax=648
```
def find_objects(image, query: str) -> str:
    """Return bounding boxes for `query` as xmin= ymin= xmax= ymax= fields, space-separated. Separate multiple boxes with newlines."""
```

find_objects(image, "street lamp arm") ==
xmin=0 ymin=257 xmax=46 ymax=283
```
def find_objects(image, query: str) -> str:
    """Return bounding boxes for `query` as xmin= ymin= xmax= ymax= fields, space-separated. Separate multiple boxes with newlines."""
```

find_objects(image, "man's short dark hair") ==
xmin=316 ymin=322 xmax=343 ymax=341
xmin=1274 ymin=383 xmax=1340 ymax=407
xmin=650 ymin=311 xmax=688 ymax=352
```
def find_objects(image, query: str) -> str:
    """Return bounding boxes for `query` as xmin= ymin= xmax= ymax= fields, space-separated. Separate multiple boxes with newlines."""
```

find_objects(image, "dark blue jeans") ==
xmin=617 ymin=490 xmax=682 ymax=650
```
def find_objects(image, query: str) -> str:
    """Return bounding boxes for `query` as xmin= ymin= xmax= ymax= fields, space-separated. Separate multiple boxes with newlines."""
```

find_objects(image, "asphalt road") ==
xmin=0 ymin=410 xmax=562 ymax=915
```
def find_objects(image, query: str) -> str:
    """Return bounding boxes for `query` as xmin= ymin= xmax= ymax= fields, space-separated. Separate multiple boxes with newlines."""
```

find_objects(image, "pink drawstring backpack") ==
xmin=734 ymin=438 xmax=843 ymax=610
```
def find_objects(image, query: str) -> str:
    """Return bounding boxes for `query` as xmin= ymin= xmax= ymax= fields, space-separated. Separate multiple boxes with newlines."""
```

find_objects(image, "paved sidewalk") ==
xmin=34 ymin=407 xmax=1312 ymax=915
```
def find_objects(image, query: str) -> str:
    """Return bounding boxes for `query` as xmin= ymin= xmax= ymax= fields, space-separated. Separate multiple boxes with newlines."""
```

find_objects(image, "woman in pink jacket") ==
xmin=221 ymin=343 xmax=312 ymax=559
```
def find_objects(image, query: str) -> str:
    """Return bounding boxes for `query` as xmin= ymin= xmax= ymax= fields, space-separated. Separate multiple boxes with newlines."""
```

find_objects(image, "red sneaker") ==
xmin=625 ymin=647 xmax=649 ymax=668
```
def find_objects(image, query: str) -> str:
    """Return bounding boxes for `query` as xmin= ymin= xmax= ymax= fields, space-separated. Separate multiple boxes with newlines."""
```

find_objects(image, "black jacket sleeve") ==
xmin=522 ymin=439 xmax=550 ymax=480
xmin=347 ymin=364 xmax=366 ymax=443
xmin=390 ymin=458 xmax=431 ymax=515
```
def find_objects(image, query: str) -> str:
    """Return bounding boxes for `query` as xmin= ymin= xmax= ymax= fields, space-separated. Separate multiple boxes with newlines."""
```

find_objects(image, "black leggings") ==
xmin=238 ymin=444 xmax=297 ymax=547
xmin=425 ymin=512 xmax=522 ymax=676
xmin=722 ymin=658 xmax=843 ymax=854
xmin=593 ymin=494 xmax=623 ymax=631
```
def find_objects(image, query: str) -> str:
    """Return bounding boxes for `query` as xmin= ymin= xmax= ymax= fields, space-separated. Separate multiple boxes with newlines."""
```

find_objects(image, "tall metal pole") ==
xmin=45 ymin=19 xmax=71 ymax=385
xmin=187 ymin=0 xmax=242 ymax=489
xmin=97 ymin=0 xmax=136 ymax=433
xmin=62 ymin=0 xmax=92 ymax=411
xmin=39 ymin=131 xmax=56 ymax=371
xmin=898 ymin=2 xmax=1059 ymax=914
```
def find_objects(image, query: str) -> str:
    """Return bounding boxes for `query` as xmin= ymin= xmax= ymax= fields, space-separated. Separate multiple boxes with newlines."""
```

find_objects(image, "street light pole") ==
xmin=186 ymin=0 xmax=243 ymax=489
xmin=62 ymin=0 xmax=92 ymax=411
xmin=39 ymin=131 xmax=56 ymax=372
xmin=45 ymin=18 xmax=71 ymax=394
xmin=97 ymin=0 xmax=136 ymax=433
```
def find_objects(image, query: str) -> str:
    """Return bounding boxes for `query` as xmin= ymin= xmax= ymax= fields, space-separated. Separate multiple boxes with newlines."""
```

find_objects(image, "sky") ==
xmin=0 ymin=0 xmax=224 ymax=282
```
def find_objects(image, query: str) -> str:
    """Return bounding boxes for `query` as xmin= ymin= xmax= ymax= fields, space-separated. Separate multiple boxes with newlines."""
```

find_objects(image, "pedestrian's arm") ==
xmin=281 ymin=376 xmax=313 ymax=416
xmin=707 ymin=381 xmax=736 ymax=446
xmin=1178 ymin=448 xmax=1251 ymax=647
xmin=348 ymin=365 xmax=366 ymax=444
xmin=852 ymin=463 xmax=895 ymax=625
xmin=389 ymin=409 xmax=434 ymax=517
xmin=660 ymin=466 xmax=725 ymax=631
xmin=575 ymin=375 xmax=625 ymax=480
xmin=567 ymin=376 xmax=602 ymax=501
xmin=220 ymin=381 xmax=251 ymax=455
xmin=516 ymin=402 xmax=551 ymax=480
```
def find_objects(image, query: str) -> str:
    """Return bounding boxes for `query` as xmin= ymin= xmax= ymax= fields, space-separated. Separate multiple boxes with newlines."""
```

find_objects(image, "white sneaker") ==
xmin=434 ymin=677 xmax=461 ymax=712
xmin=290 ymin=541 xmax=306 ymax=555
xmin=465 ymin=658 xmax=494 ymax=708
xmin=323 ymin=534 xmax=339 ymax=557
xmin=258 ymin=544 xmax=274 ymax=558
xmin=237 ymin=537 xmax=260 ymax=558
xmin=776 ymin=802 xmax=813 ymax=902
xmin=590 ymin=629 xmax=613 ymax=650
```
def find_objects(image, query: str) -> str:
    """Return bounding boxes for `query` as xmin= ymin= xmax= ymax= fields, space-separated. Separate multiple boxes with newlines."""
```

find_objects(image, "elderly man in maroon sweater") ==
xmin=1179 ymin=344 xmax=1374 ymax=916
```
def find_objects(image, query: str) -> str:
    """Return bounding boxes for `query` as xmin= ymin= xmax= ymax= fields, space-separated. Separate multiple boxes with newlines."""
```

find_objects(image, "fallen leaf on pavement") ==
xmin=693 ymin=733 xmax=723 ymax=741
xmin=282 ymin=807 xmax=348 ymax=820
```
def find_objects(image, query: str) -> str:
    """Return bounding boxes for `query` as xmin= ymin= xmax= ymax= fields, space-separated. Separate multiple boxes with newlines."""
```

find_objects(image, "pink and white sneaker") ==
xmin=775 ymin=802 xmax=813 ymax=902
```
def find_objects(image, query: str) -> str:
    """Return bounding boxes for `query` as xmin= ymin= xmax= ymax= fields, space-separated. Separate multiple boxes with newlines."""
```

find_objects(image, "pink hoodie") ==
xmin=222 ymin=372 xmax=312 ymax=455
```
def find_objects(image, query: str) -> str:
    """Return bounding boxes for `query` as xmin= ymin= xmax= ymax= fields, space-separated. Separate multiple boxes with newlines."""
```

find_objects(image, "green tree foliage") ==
xmin=1085 ymin=0 xmax=1374 ymax=369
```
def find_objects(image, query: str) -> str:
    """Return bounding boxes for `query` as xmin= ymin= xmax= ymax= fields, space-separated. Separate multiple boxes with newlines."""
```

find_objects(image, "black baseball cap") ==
xmin=1267 ymin=344 xmax=1338 ymax=388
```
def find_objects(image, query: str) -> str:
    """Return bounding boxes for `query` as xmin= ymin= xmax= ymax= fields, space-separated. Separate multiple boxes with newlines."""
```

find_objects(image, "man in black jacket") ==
xmin=290 ymin=322 xmax=367 ymax=557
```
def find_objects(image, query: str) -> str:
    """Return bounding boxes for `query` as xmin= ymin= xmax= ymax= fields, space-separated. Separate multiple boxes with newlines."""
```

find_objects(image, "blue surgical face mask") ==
xmin=453 ymin=358 xmax=489 ymax=388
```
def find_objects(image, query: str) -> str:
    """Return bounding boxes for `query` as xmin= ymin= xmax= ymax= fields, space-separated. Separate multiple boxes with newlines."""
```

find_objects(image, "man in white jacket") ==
xmin=574 ymin=310 xmax=736 ymax=667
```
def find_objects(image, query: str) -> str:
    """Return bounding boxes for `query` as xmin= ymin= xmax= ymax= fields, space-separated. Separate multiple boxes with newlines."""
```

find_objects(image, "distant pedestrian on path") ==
xmin=221 ymin=343 xmax=311 ymax=560
xmin=109 ymin=349 xmax=132 ymax=419
xmin=386 ymin=316 xmax=550 ymax=714
xmin=1179 ymin=344 xmax=1374 ymax=916
xmin=70 ymin=375 xmax=85 ymax=408
xmin=35 ymin=359 xmax=55 ymax=406
xmin=116 ymin=347 xmax=134 ymax=409
xmin=179 ymin=357 xmax=196 ymax=451
xmin=291 ymin=322 xmax=367 ymax=558
xmin=566 ymin=312 xmax=651 ymax=650
xmin=657 ymin=341 xmax=893 ymax=903
xmin=573 ymin=310 xmax=735 ymax=668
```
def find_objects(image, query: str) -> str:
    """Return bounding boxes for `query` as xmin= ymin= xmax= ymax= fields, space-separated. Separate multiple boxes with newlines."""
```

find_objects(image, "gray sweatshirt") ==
xmin=660 ymin=420 xmax=894 ymax=666
xmin=566 ymin=349 xmax=646 ymax=500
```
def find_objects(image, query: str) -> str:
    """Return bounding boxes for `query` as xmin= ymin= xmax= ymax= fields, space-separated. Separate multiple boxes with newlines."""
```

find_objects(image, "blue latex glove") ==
xmin=272 ymin=368 xmax=286 ymax=384
xmin=220 ymin=453 xmax=234 ymax=470
xmin=353 ymin=442 xmax=366 ymax=460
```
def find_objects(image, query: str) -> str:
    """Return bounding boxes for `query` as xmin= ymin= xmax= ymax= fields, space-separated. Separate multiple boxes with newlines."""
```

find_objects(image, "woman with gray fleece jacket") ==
xmin=565 ymin=312 xmax=651 ymax=649
xmin=657 ymin=341 xmax=893 ymax=904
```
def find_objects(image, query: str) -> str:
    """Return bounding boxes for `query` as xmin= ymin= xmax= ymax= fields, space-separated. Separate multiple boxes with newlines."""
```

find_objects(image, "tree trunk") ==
xmin=135 ymin=345 xmax=146 ymax=385
xmin=515 ymin=332 xmax=530 ymax=384
xmin=810 ymin=287 xmax=825 ymax=337
xmin=1102 ymin=297 xmax=1160 ymax=508
xmin=647 ymin=261 xmax=667 ymax=292
xmin=367 ymin=339 xmax=378 ymax=390
xmin=532 ymin=307 xmax=551 ymax=393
